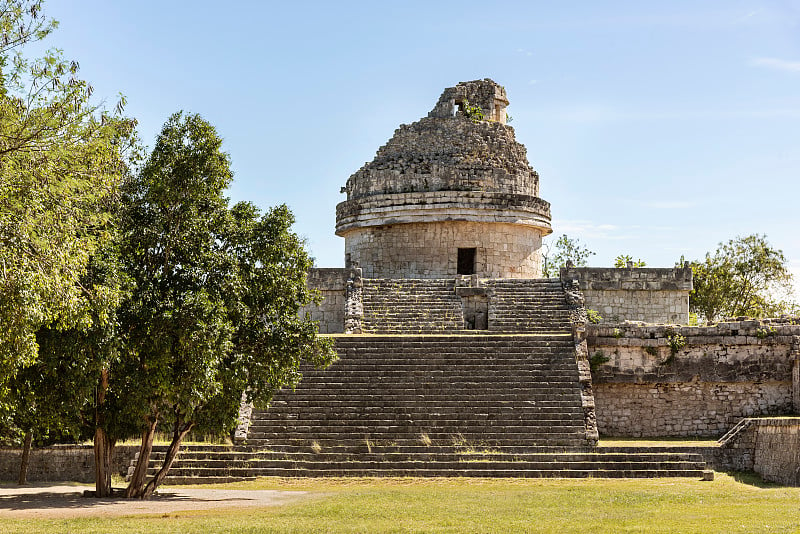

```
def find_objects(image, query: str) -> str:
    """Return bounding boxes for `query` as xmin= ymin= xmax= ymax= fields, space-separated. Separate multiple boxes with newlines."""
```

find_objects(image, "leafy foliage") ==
xmin=118 ymin=112 xmax=335 ymax=498
xmin=0 ymin=1 xmax=137 ymax=413
xmin=542 ymin=234 xmax=595 ymax=278
xmin=586 ymin=309 xmax=602 ymax=324
xmin=614 ymin=255 xmax=646 ymax=268
xmin=689 ymin=234 xmax=796 ymax=322
xmin=589 ymin=350 xmax=610 ymax=372
xmin=460 ymin=98 xmax=485 ymax=123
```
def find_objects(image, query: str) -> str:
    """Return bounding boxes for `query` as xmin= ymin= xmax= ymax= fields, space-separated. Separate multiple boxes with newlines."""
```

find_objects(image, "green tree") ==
xmin=543 ymin=234 xmax=595 ymax=277
xmin=690 ymin=234 xmax=796 ymax=322
xmin=614 ymin=255 xmax=646 ymax=268
xmin=0 ymin=1 xmax=136 ymax=405
xmin=117 ymin=112 xmax=335 ymax=499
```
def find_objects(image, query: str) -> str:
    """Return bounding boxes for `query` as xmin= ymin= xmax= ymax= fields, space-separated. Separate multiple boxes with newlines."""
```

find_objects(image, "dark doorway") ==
xmin=457 ymin=248 xmax=476 ymax=275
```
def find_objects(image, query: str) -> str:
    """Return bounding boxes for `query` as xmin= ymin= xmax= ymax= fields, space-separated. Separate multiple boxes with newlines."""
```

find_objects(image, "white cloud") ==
xmin=749 ymin=57 xmax=800 ymax=73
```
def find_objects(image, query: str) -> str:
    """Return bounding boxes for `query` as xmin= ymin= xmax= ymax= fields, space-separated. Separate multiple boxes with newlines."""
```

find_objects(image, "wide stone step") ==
xmin=263 ymin=391 xmax=582 ymax=398
xmin=149 ymin=450 xmax=707 ymax=481
xmin=152 ymin=450 xmax=705 ymax=463
xmin=254 ymin=407 xmax=585 ymax=418
xmin=157 ymin=470 xmax=706 ymax=484
xmin=155 ymin=461 xmax=704 ymax=476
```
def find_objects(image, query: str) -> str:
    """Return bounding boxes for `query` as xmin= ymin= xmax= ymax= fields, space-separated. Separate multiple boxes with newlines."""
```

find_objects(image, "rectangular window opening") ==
xmin=457 ymin=248 xmax=476 ymax=275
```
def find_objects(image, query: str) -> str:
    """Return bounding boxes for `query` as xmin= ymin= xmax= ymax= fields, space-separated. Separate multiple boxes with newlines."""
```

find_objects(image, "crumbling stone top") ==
xmin=428 ymin=78 xmax=509 ymax=123
xmin=342 ymin=79 xmax=541 ymax=201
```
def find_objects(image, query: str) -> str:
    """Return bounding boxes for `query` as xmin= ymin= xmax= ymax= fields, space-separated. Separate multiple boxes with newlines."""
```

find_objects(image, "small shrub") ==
xmin=587 ymin=309 xmax=602 ymax=324
xmin=644 ymin=346 xmax=658 ymax=357
xmin=665 ymin=329 xmax=686 ymax=357
xmin=589 ymin=350 xmax=610 ymax=372
xmin=756 ymin=326 xmax=776 ymax=339
xmin=461 ymin=98 xmax=485 ymax=123
xmin=612 ymin=328 xmax=623 ymax=338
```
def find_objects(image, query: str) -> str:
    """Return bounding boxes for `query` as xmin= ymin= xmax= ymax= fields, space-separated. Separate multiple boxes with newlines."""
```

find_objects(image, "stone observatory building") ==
xmin=336 ymin=79 xmax=552 ymax=279
xmin=142 ymin=80 xmax=798 ymax=486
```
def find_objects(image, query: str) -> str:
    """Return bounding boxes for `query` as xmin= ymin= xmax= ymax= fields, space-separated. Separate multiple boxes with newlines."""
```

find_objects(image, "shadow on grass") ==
xmin=724 ymin=470 xmax=781 ymax=488
xmin=0 ymin=484 xmax=259 ymax=513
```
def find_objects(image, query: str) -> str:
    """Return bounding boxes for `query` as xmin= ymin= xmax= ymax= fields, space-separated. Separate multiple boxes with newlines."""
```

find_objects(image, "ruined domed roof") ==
xmin=342 ymin=79 xmax=541 ymax=200
xmin=335 ymin=79 xmax=551 ymax=238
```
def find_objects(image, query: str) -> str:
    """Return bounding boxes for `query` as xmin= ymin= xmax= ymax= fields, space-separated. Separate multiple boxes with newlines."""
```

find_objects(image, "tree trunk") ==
xmin=93 ymin=367 xmax=115 ymax=497
xmin=17 ymin=431 xmax=32 ymax=485
xmin=139 ymin=421 xmax=193 ymax=499
xmin=93 ymin=427 xmax=115 ymax=497
xmin=124 ymin=416 xmax=158 ymax=498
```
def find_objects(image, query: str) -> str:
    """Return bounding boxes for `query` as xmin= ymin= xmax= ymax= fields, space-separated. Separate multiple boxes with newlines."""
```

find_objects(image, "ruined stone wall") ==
xmin=718 ymin=418 xmax=800 ymax=485
xmin=753 ymin=419 xmax=800 ymax=484
xmin=428 ymin=78 xmax=509 ymax=123
xmin=345 ymin=221 xmax=543 ymax=279
xmin=588 ymin=319 xmax=800 ymax=437
xmin=299 ymin=268 xmax=355 ymax=334
xmin=0 ymin=445 xmax=137 ymax=482
xmin=343 ymin=118 xmax=538 ymax=199
xmin=581 ymin=290 xmax=688 ymax=325
xmin=336 ymin=79 xmax=550 ymax=280
xmin=562 ymin=266 xmax=693 ymax=324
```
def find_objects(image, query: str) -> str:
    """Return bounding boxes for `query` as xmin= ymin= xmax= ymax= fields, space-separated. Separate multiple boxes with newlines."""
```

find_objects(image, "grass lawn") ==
xmin=2 ymin=473 xmax=799 ymax=533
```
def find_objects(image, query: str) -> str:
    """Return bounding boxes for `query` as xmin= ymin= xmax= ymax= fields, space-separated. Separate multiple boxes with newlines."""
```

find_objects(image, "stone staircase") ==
xmin=485 ymin=279 xmax=572 ymax=333
xmin=247 ymin=335 xmax=589 ymax=449
xmin=359 ymin=278 xmax=573 ymax=334
xmin=361 ymin=279 xmax=465 ymax=333
xmin=144 ymin=333 xmax=709 ymax=482
xmin=136 ymin=279 xmax=712 ymax=483
xmin=148 ymin=445 xmax=708 ymax=483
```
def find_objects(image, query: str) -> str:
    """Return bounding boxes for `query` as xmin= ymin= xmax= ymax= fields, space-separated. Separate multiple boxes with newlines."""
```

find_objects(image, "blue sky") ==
xmin=44 ymin=1 xmax=799 ymax=291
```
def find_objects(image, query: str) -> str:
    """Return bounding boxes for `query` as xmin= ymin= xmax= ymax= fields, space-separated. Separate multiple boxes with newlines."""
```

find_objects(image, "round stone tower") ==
xmin=336 ymin=79 xmax=552 ymax=279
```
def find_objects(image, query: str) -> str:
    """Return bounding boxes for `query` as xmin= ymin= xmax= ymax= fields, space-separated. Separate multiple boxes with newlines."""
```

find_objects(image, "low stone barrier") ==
xmin=718 ymin=417 xmax=800 ymax=485
xmin=0 ymin=445 xmax=137 ymax=483
xmin=589 ymin=319 xmax=800 ymax=437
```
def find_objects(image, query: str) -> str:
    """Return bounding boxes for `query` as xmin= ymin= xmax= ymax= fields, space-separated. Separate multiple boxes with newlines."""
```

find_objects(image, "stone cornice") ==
xmin=335 ymin=191 xmax=552 ymax=236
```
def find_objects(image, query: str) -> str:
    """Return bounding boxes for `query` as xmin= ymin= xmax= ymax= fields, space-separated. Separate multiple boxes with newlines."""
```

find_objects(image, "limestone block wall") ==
xmin=344 ymin=221 xmax=543 ymax=279
xmin=582 ymin=290 xmax=688 ymax=325
xmin=718 ymin=418 xmax=800 ymax=485
xmin=0 ymin=445 xmax=137 ymax=482
xmin=588 ymin=319 xmax=800 ymax=437
xmin=299 ymin=268 xmax=357 ymax=334
xmin=753 ymin=419 xmax=800 ymax=484
xmin=562 ymin=265 xmax=693 ymax=324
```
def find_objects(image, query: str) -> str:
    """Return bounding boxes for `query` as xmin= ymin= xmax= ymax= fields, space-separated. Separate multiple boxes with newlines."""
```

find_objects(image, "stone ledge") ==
xmin=336 ymin=191 xmax=551 ymax=235
xmin=561 ymin=266 xmax=693 ymax=291
xmin=588 ymin=319 xmax=800 ymax=343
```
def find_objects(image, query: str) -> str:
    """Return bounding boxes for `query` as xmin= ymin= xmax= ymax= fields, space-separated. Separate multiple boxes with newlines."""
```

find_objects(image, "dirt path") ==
xmin=0 ymin=483 xmax=312 ymax=518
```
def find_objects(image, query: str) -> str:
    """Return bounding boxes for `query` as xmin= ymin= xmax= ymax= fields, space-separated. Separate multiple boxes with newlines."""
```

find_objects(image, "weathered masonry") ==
xmin=589 ymin=319 xmax=800 ymax=438
xmin=292 ymin=79 xmax=800 ymax=485
xmin=562 ymin=264 xmax=693 ymax=325
xmin=15 ymin=79 xmax=796 ymax=485
xmin=301 ymin=265 xmax=694 ymax=335
xmin=336 ymin=80 xmax=552 ymax=279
